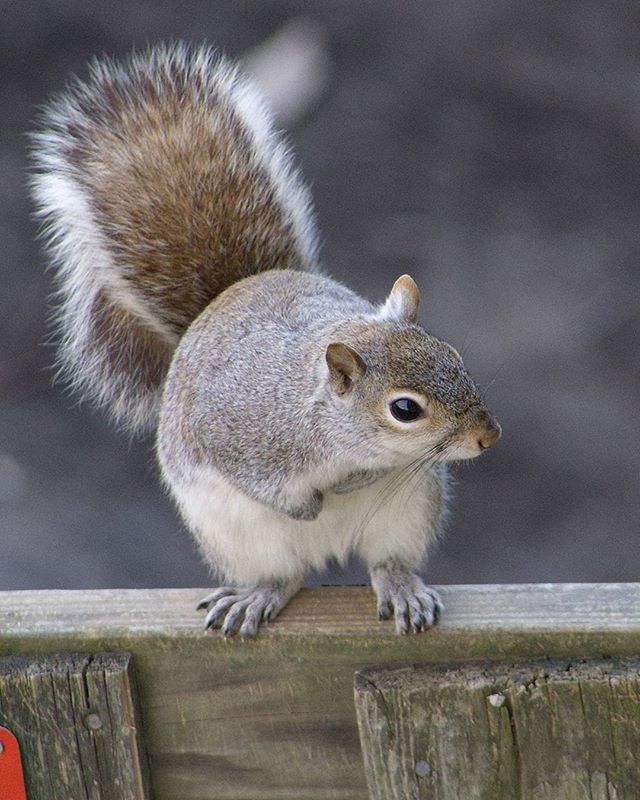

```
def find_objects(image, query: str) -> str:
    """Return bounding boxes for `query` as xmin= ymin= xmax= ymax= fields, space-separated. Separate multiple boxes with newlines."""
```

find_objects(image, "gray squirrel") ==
xmin=31 ymin=44 xmax=501 ymax=637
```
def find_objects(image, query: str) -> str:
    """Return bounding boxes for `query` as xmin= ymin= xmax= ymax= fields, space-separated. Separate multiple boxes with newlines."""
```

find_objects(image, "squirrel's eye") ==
xmin=390 ymin=397 xmax=423 ymax=422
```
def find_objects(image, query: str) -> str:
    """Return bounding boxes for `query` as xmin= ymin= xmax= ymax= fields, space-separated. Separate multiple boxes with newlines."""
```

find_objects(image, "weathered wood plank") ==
xmin=354 ymin=659 xmax=640 ymax=800
xmin=3 ymin=583 xmax=640 ymax=640
xmin=0 ymin=584 xmax=639 ymax=799
xmin=0 ymin=652 xmax=151 ymax=799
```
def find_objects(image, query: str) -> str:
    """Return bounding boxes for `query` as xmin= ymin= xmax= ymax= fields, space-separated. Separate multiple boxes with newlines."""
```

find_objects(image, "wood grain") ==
xmin=355 ymin=659 xmax=640 ymax=800
xmin=0 ymin=584 xmax=638 ymax=799
xmin=0 ymin=652 xmax=150 ymax=799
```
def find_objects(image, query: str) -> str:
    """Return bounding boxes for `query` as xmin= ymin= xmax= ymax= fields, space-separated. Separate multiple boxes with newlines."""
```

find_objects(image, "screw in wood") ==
xmin=84 ymin=713 xmax=103 ymax=731
xmin=415 ymin=760 xmax=431 ymax=777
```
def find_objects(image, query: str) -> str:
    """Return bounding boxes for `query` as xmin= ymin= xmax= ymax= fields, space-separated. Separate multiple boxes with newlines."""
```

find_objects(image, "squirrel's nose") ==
xmin=477 ymin=421 xmax=501 ymax=451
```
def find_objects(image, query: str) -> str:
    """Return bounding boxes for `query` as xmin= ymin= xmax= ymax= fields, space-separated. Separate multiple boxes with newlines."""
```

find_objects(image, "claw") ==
xmin=377 ymin=601 xmax=392 ymax=620
xmin=204 ymin=595 xmax=240 ymax=629
xmin=238 ymin=600 xmax=263 ymax=639
xmin=371 ymin=564 xmax=442 ymax=635
xmin=221 ymin=602 xmax=247 ymax=637
xmin=197 ymin=587 xmax=237 ymax=611
xmin=198 ymin=581 xmax=301 ymax=636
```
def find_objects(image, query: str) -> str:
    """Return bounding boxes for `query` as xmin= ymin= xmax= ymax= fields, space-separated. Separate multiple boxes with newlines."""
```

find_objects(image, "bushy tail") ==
xmin=30 ymin=43 xmax=319 ymax=432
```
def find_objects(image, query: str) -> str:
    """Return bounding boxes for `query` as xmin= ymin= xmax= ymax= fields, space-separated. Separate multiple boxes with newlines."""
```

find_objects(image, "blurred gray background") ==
xmin=2 ymin=1 xmax=639 ymax=591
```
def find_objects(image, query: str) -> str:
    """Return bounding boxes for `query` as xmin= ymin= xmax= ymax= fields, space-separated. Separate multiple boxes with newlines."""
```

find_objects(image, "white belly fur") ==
xmin=170 ymin=465 xmax=445 ymax=586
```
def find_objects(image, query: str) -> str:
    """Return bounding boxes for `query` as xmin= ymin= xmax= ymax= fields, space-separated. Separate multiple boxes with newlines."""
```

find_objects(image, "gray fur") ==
xmin=30 ymin=43 xmax=319 ymax=432
xmin=32 ymin=44 xmax=501 ymax=637
xmin=158 ymin=270 xmax=377 ymax=512
xmin=371 ymin=560 xmax=444 ymax=634
xmin=198 ymin=578 xmax=302 ymax=638
xmin=157 ymin=268 xmax=498 ymax=636
xmin=330 ymin=467 xmax=391 ymax=494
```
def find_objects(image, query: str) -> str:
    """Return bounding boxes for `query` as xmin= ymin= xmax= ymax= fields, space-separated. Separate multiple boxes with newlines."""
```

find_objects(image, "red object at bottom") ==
xmin=0 ymin=726 xmax=27 ymax=800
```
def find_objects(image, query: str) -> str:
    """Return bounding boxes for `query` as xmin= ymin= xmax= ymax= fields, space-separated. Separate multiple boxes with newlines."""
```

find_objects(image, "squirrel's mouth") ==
xmin=440 ymin=417 xmax=501 ymax=462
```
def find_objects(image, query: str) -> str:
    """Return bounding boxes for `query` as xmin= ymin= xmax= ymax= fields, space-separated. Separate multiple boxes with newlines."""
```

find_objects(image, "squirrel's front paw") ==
xmin=197 ymin=583 xmax=297 ymax=638
xmin=331 ymin=467 xmax=389 ymax=494
xmin=279 ymin=489 xmax=324 ymax=521
xmin=370 ymin=563 xmax=443 ymax=635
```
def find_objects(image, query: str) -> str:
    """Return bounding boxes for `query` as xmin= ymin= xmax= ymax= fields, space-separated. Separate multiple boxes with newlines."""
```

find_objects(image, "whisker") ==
xmin=350 ymin=437 xmax=451 ymax=545
xmin=481 ymin=350 xmax=520 ymax=400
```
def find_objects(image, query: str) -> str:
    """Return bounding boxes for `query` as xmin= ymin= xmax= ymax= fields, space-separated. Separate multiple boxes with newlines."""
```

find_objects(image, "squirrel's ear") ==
xmin=380 ymin=274 xmax=420 ymax=323
xmin=326 ymin=343 xmax=366 ymax=395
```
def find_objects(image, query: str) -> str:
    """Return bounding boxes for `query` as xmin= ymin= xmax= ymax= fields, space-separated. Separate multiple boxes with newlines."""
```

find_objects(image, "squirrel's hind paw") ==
xmin=371 ymin=563 xmax=443 ymax=635
xmin=197 ymin=582 xmax=299 ymax=638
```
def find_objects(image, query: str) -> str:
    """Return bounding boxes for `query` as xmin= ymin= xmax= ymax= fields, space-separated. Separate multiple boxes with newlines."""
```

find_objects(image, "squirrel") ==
xmin=31 ymin=43 xmax=501 ymax=637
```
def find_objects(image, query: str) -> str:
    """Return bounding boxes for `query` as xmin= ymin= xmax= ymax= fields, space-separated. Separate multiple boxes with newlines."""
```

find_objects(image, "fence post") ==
xmin=355 ymin=659 xmax=640 ymax=799
xmin=0 ymin=652 xmax=151 ymax=799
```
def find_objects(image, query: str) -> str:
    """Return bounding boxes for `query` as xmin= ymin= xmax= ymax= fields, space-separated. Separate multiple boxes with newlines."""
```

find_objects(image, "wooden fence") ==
xmin=0 ymin=584 xmax=639 ymax=799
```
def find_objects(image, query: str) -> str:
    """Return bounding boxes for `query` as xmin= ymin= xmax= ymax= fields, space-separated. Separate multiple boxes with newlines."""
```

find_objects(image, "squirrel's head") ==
xmin=324 ymin=275 xmax=501 ymax=464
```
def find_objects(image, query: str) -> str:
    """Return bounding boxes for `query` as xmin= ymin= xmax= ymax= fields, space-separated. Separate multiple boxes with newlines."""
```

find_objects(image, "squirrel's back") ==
xmin=31 ymin=43 xmax=319 ymax=431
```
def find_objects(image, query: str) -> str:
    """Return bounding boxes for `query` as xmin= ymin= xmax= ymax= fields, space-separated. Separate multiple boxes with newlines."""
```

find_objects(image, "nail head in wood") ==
xmin=488 ymin=692 xmax=506 ymax=707
xmin=84 ymin=712 xmax=103 ymax=730
xmin=415 ymin=760 xmax=431 ymax=777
